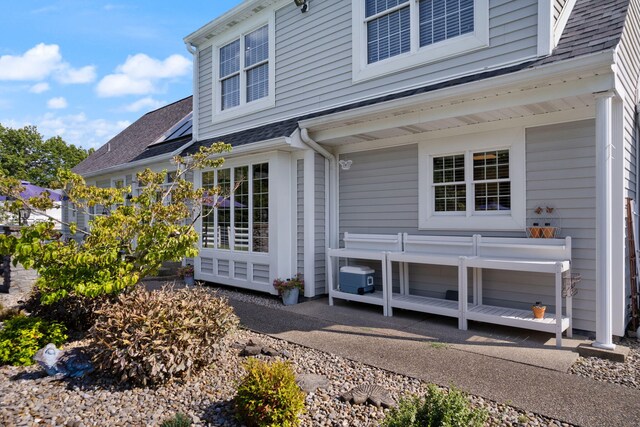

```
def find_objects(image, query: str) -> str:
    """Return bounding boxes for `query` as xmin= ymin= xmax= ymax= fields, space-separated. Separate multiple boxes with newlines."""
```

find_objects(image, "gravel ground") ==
xmin=1 ymin=284 xmax=577 ymax=426
xmin=0 ymin=328 xmax=572 ymax=427
xmin=570 ymin=337 xmax=640 ymax=389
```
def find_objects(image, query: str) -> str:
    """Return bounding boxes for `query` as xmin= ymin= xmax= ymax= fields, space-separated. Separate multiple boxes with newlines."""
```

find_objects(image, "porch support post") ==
xmin=594 ymin=91 xmax=616 ymax=350
xmin=303 ymin=149 xmax=316 ymax=297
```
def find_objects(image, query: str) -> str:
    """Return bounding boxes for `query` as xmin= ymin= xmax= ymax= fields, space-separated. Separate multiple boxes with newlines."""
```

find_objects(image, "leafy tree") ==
xmin=0 ymin=124 xmax=90 ymax=187
xmin=0 ymin=143 xmax=231 ymax=304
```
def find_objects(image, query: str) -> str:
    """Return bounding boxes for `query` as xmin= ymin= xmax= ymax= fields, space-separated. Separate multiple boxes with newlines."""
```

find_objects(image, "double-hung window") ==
xmin=354 ymin=0 xmax=488 ymax=81
xmin=217 ymin=24 xmax=272 ymax=114
xmin=418 ymin=128 xmax=525 ymax=230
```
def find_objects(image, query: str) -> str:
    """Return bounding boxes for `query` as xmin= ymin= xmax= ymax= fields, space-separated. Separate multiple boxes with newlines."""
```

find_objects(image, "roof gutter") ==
xmin=297 ymin=128 xmax=338 ymax=250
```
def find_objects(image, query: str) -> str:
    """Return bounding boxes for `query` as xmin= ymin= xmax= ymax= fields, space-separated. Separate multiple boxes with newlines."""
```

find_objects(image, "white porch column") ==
xmin=594 ymin=91 xmax=616 ymax=350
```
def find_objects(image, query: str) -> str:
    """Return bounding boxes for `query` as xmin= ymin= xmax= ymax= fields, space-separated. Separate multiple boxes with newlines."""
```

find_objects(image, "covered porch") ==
xmin=299 ymin=52 xmax=625 ymax=348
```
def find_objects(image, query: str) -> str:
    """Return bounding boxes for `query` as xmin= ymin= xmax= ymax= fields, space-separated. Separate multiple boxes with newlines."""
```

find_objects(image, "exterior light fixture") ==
xmin=293 ymin=0 xmax=309 ymax=13
xmin=339 ymin=160 xmax=353 ymax=170
xmin=102 ymin=206 xmax=110 ymax=216
xmin=18 ymin=207 xmax=31 ymax=226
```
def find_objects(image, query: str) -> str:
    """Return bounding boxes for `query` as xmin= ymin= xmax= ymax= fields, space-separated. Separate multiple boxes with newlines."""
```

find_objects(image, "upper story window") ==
xmin=418 ymin=128 xmax=525 ymax=230
xmin=219 ymin=25 xmax=269 ymax=110
xmin=213 ymin=19 xmax=275 ymax=120
xmin=353 ymin=0 xmax=488 ymax=81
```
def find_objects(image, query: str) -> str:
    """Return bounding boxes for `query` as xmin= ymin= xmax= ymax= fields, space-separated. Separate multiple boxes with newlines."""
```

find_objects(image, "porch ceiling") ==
xmin=301 ymin=66 xmax=615 ymax=148
xmin=314 ymin=94 xmax=595 ymax=146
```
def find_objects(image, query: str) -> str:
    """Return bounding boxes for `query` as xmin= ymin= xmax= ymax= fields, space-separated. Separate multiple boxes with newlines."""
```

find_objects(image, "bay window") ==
xmin=201 ymin=163 xmax=269 ymax=253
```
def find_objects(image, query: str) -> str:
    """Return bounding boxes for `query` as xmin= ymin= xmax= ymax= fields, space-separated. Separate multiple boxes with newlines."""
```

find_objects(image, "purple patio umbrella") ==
xmin=202 ymin=193 xmax=245 ymax=208
xmin=0 ymin=181 xmax=64 ymax=202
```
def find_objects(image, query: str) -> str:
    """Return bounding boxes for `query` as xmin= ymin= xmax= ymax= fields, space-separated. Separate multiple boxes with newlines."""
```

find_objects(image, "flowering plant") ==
xmin=177 ymin=264 xmax=194 ymax=278
xmin=273 ymin=273 xmax=304 ymax=295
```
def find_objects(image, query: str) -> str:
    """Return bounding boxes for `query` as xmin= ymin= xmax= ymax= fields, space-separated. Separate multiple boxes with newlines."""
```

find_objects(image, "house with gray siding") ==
xmin=76 ymin=0 xmax=640 ymax=350
xmin=68 ymin=96 xmax=193 ymax=238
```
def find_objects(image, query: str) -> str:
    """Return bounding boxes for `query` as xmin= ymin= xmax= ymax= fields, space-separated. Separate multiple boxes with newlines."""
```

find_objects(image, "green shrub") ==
xmin=90 ymin=285 xmax=239 ymax=386
xmin=160 ymin=412 xmax=192 ymax=427
xmin=22 ymin=287 xmax=109 ymax=332
xmin=382 ymin=384 xmax=488 ymax=427
xmin=235 ymin=358 xmax=306 ymax=427
xmin=0 ymin=315 xmax=68 ymax=366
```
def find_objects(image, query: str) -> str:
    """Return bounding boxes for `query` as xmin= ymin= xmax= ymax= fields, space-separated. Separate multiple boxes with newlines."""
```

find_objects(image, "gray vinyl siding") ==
xmin=197 ymin=0 xmax=540 ymax=139
xmin=338 ymin=120 xmax=597 ymax=332
xmin=297 ymin=159 xmax=304 ymax=275
xmin=616 ymin=0 xmax=640 ymax=328
xmin=314 ymin=153 xmax=326 ymax=295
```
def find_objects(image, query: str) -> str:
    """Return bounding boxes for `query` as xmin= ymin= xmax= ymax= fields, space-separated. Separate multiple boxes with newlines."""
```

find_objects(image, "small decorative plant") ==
xmin=382 ymin=384 xmax=487 ymax=427
xmin=273 ymin=273 xmax=304 ymax=296
xmin=235 ymin=358 xmax=306 ymax=427
xmin=177 ymin=264 xmax=194 ymax=278
xmin=532 ymin=301 xmax=546 ymax=319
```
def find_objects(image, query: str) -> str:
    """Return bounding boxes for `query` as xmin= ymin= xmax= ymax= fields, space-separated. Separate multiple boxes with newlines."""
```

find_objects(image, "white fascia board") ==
xmin=553 ymin=0 xmax=577 ymax=47
xmin=81 ymin=154 xmax=174 ymax=179
xmin=298 ymin=50 xmax=616 ymax=130
xmin=184 ymin=0 xmax=286 ymax=46
xmin=186 ymin=137 xmax=292 ymax=161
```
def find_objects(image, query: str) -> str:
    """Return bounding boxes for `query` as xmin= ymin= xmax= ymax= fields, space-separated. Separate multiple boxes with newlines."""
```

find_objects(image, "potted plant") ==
xmin=532 ymin=301 xmax=546 ymax=319
xmin=178 ymin=264 xmax=195 ymax=286
xmin=273 ymin=273 xmax=304 ymax=305
xmin=527 ymin=206 xmax=559 ymax=238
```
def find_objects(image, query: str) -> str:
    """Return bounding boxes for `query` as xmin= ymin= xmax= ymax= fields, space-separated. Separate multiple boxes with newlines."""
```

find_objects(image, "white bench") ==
xmin=463 ymin=236 xmax=572 ymax=347
xmin=327 ymin=232 xmax=402 ymax=316
xmin=386 ymin=234 xmax=475 ymax=327
xmin=327 ymin=232 xmax=573 ymax=347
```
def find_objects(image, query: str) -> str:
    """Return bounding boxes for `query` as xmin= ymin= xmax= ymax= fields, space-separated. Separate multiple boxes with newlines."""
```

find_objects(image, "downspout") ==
xmin=185 ymin=42 xmax=199 ymax=142
xmin=299 ymin=128 xmax=338 ymax=251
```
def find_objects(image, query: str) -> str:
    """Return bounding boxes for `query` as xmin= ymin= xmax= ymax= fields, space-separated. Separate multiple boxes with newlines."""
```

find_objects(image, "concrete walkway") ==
xmin=229 ymin=297 xmax=640 ymax=427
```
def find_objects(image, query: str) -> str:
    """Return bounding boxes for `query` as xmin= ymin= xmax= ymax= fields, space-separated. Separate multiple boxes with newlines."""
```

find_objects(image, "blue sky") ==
xmin=0 ymin=1 xmax=243 ymax=149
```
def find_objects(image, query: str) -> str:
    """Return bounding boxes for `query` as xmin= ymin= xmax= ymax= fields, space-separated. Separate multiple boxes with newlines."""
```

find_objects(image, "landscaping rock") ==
xmin=296 ymin=373 xmax=330 ymax=393
xmin=340 ymin=384 xmax=395 ymax=408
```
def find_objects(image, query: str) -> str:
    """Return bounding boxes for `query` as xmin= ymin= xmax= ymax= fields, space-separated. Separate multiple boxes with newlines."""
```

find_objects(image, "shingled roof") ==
xmin=184 ymin=0 xmax=629 ymax=156
xmin=73 ymin=96 xmax=192 ymax=175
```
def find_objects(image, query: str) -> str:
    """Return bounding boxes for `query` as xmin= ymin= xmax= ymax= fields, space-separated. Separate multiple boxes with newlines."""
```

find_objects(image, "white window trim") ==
xmin=212 ymin=12 xmax=276 ymax=123
xmin=418 ymin=127 xmax=525 ymax=230
xmin=352 ymin=0 xmax=489 ymax=82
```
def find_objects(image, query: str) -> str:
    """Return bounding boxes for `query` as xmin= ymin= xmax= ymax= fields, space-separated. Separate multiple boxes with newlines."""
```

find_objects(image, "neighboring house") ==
xmin=67 ymin=96 xmax=193 ymax=237
xmin=179 ymin=0 xmax=640 ymax=349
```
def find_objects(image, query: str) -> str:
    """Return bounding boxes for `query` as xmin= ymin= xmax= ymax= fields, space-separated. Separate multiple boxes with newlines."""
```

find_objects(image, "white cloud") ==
xmin=123 ymin=97 xmax=166 ymax=113
xmin=36 ymin=112 xmax=130 ymax=149
xmin=55 ymin=65 xmax=97 ymax=84
xmin=0 ymin=43 xmax=96 ymax=85
xmin=29 ymin=82 xmax=50 ymax=93
xmin=96 ymin=53 xmax=191 ymax=97
xmin=47 ymin=97 xmax=68 ymax=109
xmin=0 ymin=43 xmax=62 ymax=81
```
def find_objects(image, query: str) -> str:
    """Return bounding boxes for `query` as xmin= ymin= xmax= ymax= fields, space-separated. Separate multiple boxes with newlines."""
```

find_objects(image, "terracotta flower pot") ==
xmin=532 ymin=305 xmax=546 ymax=319
xmin=527 ymin=226 xmax=542 ymax=238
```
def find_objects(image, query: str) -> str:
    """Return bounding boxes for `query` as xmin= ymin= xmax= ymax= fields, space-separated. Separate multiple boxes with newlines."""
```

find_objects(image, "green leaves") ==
xmin=0 ymin=315 xmax=68 ymax=366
